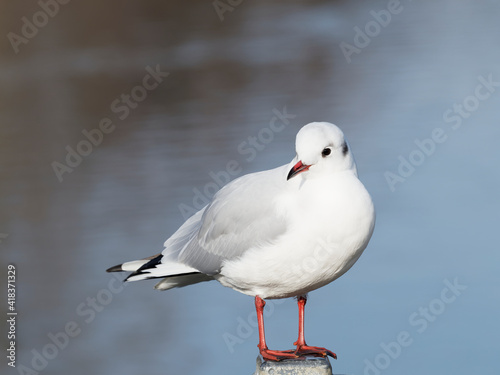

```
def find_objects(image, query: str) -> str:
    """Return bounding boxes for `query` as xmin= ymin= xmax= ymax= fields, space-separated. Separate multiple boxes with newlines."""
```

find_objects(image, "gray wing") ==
xmin=161 ymin=165 xmax=289 ymax=275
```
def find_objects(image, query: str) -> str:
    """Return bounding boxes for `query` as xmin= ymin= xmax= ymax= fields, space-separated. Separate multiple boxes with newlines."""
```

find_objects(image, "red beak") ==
xmin=287 ymin=161 xmax=311 ymax=180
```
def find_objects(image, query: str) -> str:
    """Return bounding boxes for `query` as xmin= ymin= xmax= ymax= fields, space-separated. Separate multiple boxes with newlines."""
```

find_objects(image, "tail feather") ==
xmin=106 ymin=253 xmax=213 ymax=290
xmin=106 ymin=264 xmax=124 ymax=273
xmin=154 ymin=273 xmax=213 ymax=290
xmin=106 ymin=253 xmax=161 ymax=273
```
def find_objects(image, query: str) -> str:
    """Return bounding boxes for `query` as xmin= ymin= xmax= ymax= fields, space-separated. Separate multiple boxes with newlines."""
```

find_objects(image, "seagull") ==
xmin=107 ymin=122 xmax=375 ymax=361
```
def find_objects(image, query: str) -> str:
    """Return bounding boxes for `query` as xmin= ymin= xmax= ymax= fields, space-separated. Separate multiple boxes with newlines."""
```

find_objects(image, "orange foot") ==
xmin=295 ymin=344 xmax=337 ymax=360
xmin=260 ymin=348 xmax=299 ymax=361
xmin=260 ymin=346 xmax=337 ymax=361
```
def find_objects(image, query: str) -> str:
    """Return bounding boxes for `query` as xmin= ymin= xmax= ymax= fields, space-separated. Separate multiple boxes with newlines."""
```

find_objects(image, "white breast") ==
xmin=217 ymin=171 xmax=375 ymax=299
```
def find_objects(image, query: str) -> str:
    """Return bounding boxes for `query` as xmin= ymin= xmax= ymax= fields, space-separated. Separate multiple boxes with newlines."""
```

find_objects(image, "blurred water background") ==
xmin=1 ymin=0 xmax=499 ymax=374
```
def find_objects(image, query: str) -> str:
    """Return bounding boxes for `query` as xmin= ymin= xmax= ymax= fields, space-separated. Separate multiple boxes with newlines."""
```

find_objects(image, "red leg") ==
xmin=255 ymin=296 xmax=298 ymax=361
xmin=293 ymin=295 xmax=337 ymax=359
xmin=294 ymin=295 xmax=307 ymax=347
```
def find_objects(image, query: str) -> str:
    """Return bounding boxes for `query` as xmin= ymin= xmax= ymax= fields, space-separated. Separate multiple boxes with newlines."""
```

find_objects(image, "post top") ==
xmin=254 ymin=355 xmax=333 ymax=375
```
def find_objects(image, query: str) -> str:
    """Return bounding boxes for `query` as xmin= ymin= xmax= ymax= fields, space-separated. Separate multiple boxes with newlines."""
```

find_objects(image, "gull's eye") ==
xmin=321 ymin=148 xmax=331 ymax=157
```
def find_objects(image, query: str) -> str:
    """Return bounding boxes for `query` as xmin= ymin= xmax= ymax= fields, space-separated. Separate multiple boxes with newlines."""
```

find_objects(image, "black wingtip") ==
xmin=135 ymin=254 xmax=163 ymax=274
xmin=122 ymin=254 xmax=164 ymax=281
xmin=106 ymin=264 xmax=123 ymax=273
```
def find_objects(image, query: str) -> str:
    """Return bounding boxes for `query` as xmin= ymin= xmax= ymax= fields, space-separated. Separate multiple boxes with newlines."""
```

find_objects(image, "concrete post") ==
xmin=253 ymin=355 xmax=333 ymax=375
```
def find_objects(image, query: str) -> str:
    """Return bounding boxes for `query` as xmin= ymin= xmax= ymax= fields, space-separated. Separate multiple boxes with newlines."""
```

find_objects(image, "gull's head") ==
xmin=287 ymin=122 xmax=357 ymax=180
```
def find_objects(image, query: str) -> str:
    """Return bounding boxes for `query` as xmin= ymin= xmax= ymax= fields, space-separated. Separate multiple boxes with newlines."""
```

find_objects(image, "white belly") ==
xmin=217 ymin=174 xmax=375 ymax=299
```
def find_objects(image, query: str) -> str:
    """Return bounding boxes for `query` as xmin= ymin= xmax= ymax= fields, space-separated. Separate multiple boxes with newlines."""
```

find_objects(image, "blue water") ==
xmin=1 ymin=1 xmax=499 ymax=374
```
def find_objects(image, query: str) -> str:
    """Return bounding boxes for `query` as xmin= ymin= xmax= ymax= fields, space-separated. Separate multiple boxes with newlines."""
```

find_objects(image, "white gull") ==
xmin=107 ymin=122 xmax=375 ymax=361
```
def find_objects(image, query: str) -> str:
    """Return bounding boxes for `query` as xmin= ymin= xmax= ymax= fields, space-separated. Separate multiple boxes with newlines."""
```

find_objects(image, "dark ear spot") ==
xmin=342 ymin=142 xmax=348 ymax=156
